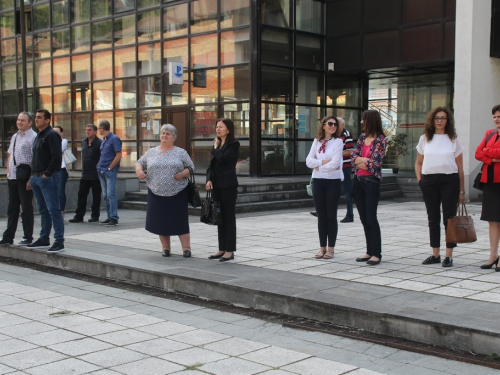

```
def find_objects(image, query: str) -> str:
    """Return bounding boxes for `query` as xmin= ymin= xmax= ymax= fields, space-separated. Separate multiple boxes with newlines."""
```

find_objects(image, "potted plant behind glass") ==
xmin=386 ymin=134 xmax=409 ymax=174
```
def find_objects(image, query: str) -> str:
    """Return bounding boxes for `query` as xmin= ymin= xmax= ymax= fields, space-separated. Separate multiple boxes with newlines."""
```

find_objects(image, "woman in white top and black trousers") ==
xmin=415 ymin=107 xmax=465 ymax=268
xmin=306 ymin=115 xmax=344 ymax=260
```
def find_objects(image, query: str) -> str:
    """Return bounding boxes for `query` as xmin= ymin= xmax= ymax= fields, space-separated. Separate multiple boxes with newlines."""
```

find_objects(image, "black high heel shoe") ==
xmin=219 ymin=254 xmax=234 ymax=262
xmin=208 ymin=252 xmax=224 ymax=260
xmin=480 ymin=256 xmax=499 ymax=269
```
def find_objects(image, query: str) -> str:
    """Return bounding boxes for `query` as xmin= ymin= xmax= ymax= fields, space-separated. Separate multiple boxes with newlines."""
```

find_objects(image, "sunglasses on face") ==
xmin=325 ymin=121 xmax=337 ymax=126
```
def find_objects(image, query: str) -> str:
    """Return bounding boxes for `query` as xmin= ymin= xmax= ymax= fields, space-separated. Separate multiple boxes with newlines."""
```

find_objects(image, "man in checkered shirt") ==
xmin=0 ymin=112 xmax=37 ymax=246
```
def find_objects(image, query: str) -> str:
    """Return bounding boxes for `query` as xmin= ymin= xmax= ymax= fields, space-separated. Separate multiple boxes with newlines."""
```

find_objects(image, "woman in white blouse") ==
xmin=415 ymin=107 xmax=465 ymax=268
xmin=306 ymin=116 xmax=344 ymax=260
xmin=135 ymin=124 xmax=195 ymax=258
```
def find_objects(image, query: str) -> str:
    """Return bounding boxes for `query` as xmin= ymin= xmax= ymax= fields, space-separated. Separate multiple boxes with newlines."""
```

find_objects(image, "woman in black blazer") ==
xmin=206 ymin=118 xmax=240 ymax=262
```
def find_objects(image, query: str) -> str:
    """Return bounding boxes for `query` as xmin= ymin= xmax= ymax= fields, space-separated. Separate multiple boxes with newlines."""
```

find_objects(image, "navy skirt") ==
xmin=481 ymin=183 xmax=500 ymax=222
xmin=145 ymin=187 xmax=190 ymax=236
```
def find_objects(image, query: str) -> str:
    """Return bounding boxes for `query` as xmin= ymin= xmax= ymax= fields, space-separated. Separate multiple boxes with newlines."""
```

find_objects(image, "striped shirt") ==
xmin=340 ymin=129 xmax=353 ymax=168
xmin=7 ymin=129 xmax=37 ymax=180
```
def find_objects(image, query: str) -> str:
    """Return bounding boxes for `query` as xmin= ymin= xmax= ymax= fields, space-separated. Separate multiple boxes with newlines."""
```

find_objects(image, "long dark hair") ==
xmin=424 ymin=107 xmax=456 ymax=141
xmin=362 ymin=110 xmax=384 ymax=137
xmin=216 ymin=118 xmax=235 ymax=144
xmin=317 ymin=115 xmax=341 ymax=140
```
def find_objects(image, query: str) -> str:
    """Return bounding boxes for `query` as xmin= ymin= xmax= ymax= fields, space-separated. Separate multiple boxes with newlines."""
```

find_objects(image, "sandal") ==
xmin=162 ymin=249 xmax=171 ymax=257
xmin=314 ymin=250 xmax=326 ymax=259
xmin=323 ymin=249 xmax=334 ymax=259
xmin=183 ymin=249 xmax=192 ymax=258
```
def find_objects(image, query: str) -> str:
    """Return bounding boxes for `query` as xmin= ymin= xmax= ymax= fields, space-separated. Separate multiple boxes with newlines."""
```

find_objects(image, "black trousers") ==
xmin=213 ymin=187 xmax=237 ymax=252
xmin=419 ymin=173 xmax=459 ymax=249
xmin=312 ymin=178 xmax=341 ymax=247
xmin=3 ymin=179 xmax=34 ymax=242
xmin=74 ymin=178 xmax=102 ymax=219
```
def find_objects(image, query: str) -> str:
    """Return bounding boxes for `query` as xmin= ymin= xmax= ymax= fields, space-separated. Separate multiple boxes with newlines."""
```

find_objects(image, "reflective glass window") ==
xmin=53 ymin=85 xmax=71 ymax=113
xmin=120 ymin=142 xmax=138 ymax=170
xmin=138 ymin=10 xmax=161 ymax=43
xmin=92 ymin=19 xmax=112 ymax=50
xmin=296 ymin=71 xmax=324 ymax=105
xmin=261 ymin=140 xmax=293 ymax=174
xmin=190 ymin=68 xmax=217 ymax=104
xmin=163 ymin=38 xmax=188 ymax=70
xmin=139 ymin=142 xmax=160 ymax=159
xmin=72 ymin=24 xmax=91 ymax=53
xmin=19 ymin=62 xmax=34 ymax=89
xmin=221 ymin=29 xmax=250 ymax=65
xmin=115 ymin=78 xmax=137 ymax=109
xmin=72 ymin=54 xmax=91 ymax=83
xmin=115 ymin=46 xmax=136 ymax=78
xmin=17 ymin=35 xmax=31 ymax=63
xmin=236 ymin=140 xmax=250 ymax=175
xmin=1 ymin=39 xmax=16 ymax=63
xmin=93 ymin=81 xmax=114 ymax=111
xmin=139 ymin=109 xmax=162 ymax=139
xmin=325 ymin=108 xmax=361 ymax=139
xmin=221 ymin=0 xmax=249 ymax=28
xmin=93 ymin=111 xmax=113 ymax=133
xmin=138 ymin=0 xmax=160 ymax=9
xmin=295 ymin=140 xmax=313 ymax=173
xmin=34 ymin=59 xmax=52 ymax=86
xmin=93 ymin=51 xmax=113 ymax=80
xmin=261 ymin=103 xmax=294 ymax=138
xmin=73 ymin=112 xmax=92 ymax=144
xmin=326 ymin=77 xmax=362 ymax=108
xmin=261 ymin=67 xmax=292 ymax=102
xmin=223 ymin=102 xmax=250 ymax=137
xmin=191 ymin=139 xmax=212 ymax=173
xmin=53 ymin=1 xmax=69 ymax=27
xmin=2 ymin=91 xmax=18 ymax=115
xmin=52 ymin=114 xmax=71 ymax=130
xmin=33 ymin=4 xmax=50 ymax=30
xmin=72 ymin=83 xmax=91 ymax=111
xmin=1 ymin=65 xmax=16 ymax=90
xmin=296 ymin=34 xmax=323 ymax=70
xmin=115 ymin=111 xmax=137 ymax=140
xmin=139 ymin=43 xmax=161 ymax=75
xmin=33 ymin=32 xmax=51 ymax=59
xmin=220 ymin=66 xmax=249 ymax=102
xmin=262 ymin=0 xmax=291 ymax=28
xmin=296 ymin=105 xmax=321 ymax=139
xmin=190 ymin=0 xmax=217 ymax=34
xmin=261 ymin=28 xmax=292 ymax=66
xmin=191 ymin=105 xmax=217 ymax=138
xmin=53 ymin=56 xmax=70 ymax=84
xmin=138 ymin=76 xmax=161 ymax=108
xmin=91 ymin=0 xmax=111 ymax=19
xmin=115 ymin=0 xmax=134 ymax=13
xmin=36 ymin=87 xmax=53 ymax=113
xmin=163 ymin=3 xmax=188 ymax=38
xmin=163 ymin=72 xmax=188 ymax=106
xmin=0 ymin=12 xmax=16 ymax=36
xmin=114 ymin=14 xmax=136 ymax=47
xmin=72 ymin=0 xmax=90 ymax=23
xmin=0 ymin=1 xmax=14 ymax=11
xmin=191 ymin=33 xmax=218 ymax=68
xmin=52 ymin=29 xmax=70 ymax=56
xmin=296 ymin=0 xmax=323 ymax=34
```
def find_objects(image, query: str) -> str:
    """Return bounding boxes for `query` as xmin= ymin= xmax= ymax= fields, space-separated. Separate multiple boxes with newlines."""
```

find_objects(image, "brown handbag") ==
xmin=446 ymin=203 xmax=477 ymax=243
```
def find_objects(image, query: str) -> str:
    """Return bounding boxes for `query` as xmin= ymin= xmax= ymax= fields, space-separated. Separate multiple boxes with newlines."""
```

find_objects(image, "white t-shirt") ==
xmin=416 ymin=134 xmax=463 ymax=175
xmin=306 ymin=138 xmax=344 ymax=180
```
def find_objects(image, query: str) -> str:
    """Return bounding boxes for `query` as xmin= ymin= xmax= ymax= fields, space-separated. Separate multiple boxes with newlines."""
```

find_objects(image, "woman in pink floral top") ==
xmin=351 ymin=110 xmax=386 ymax=265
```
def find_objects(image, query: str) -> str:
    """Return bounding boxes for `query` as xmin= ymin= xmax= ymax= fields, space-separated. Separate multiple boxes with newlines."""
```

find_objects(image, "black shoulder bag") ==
xmin=473 ymin=130 xmax=497 ymax=191
xmin=12 ymin=134 xmax=32 ymax=181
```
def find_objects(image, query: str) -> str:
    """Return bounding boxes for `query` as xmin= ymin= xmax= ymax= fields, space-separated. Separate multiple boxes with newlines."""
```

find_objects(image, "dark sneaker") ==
xmin=18 ymin=239 xmax=32 ymax=246
xmin=0 ymin=238 xmax=13 ymax=245
xmin=422 ymin=255 xmax=441 ymax=265
xmin=47 ymin=242 xmax=65 ymax=253
xmin=99 ymin=219 xmax=110 ymax=225
xmin=105 ymin=219 xmax=118 ymax=227
xmin=309 ymin=212 xmax=317 ymax=217
xmin=442 ymin=257 xmax=453 ymax=267
xmin=88 ymin=217 xmax=99 ymax=223
xmin=68 ymin=217 xmax=83 ymax=223
xmin=340 ymin=217 xmax=354 ymax=223
xmin=27 ymin=239 xmax=51 ymax=249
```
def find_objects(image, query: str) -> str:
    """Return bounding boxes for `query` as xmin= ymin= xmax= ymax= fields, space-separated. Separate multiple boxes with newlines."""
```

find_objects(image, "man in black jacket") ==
xmin=69 ymin=124 xmax=102 ymax=223
xmin=28 ymin=109 xmax=65 ymax=253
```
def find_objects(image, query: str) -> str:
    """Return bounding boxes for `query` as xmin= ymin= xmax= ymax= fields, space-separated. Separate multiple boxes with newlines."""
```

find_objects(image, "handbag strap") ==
xmin=479 ymin=130 xmax=498 ymax=170
xmin=187 ymin=166 xmax=195 ymax=184
xmin=456 ymin=202 xmax=468 ymax=217
xmin=12 ymin=133 xmax=18 ymax=166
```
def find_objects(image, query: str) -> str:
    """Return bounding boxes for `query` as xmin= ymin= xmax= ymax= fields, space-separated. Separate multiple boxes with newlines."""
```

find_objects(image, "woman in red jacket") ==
xmin=475 ymin=104 xmax=500 ymax=271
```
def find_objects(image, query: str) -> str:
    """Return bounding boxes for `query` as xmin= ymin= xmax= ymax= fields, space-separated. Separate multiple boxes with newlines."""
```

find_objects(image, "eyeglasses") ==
xmin=325 ymin=121 xmax=337 ymax=126
xmin=434 ymin=117 xmax=448 ymax=121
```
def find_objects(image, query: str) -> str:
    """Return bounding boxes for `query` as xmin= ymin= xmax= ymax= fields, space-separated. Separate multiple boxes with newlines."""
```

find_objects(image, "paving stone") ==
xmin=107 ymin=313 xmax=165 ymax=328
xmin=0 ymin=338 xmax=38 ymax=356
xmin=21 ymin=328 xmax=84 ymax=346
xmin=0 ymin=321 xmax=56 ymax=338
xmin=81 ymin=307 xmax=137 ymax=320
xmin=23 ymin=358 xmax=101 ymax=375
xmin=94 ymin=329 xmax=157 ymax=346
xmin=240 ymin=345 xmax=311 ymax=367
xmin=136 ymin=321 xmax=196 ymax=337
xmin=0 ymin=363 xmax=16 ymax=375
xmin=0 ymin=347 xmax=67 ymax=370
xmin=16 ymin=290 xmax=62 ymax=301
xmin=448 ymin=280 xmax=496 ymax=291
xmin=0 ymin=295 xmax=24 ymax=306
xmin=125 ymin=338 xmax=192 ymax=356
xmin=199 ymin=357 xmax=271 ymax=375
xmin=257 ymin=371 xmax=296 ymax=375
xmin=65 ymin=321 xmax=126 ymax=336
xmin=426 ymin=287 xmax=479 ymax=298
xmin=48 ymin=337 xmax=115 ymax=356
xmin=41 ymin=314 xmax=99 ymax=328
xmin=281 ymin=357 xmax=357 ymax=375
xmin=78 ymin=347 xmax=147 ymax=368
xmin=159 ymin=347 xmax=228 ymax=366
xmin=203 ymin=337 xmax=269 ymax=356
xmin=111 ymin=358 xmax=184 ymax=375
xmin=86 ymin=370 xmax=122 ymax=375
xmin=168 ymin=329 xmax=230 ymax=346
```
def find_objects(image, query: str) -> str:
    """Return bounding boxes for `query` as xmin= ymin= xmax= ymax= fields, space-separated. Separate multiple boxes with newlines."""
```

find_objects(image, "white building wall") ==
xmin=454 ymin=0 xmax=500 ymax=200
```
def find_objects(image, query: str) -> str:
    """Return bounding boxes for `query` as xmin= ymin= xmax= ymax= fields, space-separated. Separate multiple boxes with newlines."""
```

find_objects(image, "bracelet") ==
xmin=459 ymin=191 xmax=465 ymax=194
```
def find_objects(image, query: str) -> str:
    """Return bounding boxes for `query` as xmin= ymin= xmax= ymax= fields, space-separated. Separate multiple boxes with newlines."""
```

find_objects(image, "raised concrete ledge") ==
xmin=2 ymin=244 xmax=500 ymax=356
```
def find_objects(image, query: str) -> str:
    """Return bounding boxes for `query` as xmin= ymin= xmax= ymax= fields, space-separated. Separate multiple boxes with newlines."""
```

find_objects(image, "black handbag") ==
xmin=12 ymin=134 xmax=32 ymax=181
xmin=186 ymin=167 xmax=201 ymax=208
xmin=200 ymin=190 xmax=222 ymax=225
xmin=473 ymin=130 xmax=497 ymax=191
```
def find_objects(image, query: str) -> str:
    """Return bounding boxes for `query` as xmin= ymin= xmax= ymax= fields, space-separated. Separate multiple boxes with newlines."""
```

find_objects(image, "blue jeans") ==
xmin=30 ymin=175 xmax=65 ymax=243
xmin=342 ymin=167 xmax=354 ymax=218
xmin=98 ymin=169 xmax=119 ymax=221
xmin=312 ymin=178 xmax=341 ymax=247
xmin=352 ymin=176 xmax=381 ymax=259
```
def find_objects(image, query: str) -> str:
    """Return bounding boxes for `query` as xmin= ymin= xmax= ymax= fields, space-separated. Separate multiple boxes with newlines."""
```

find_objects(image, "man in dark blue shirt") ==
xmin=96 ymin=120 xmax=122 ymax=227
xmin=28 ymin=109 xmax=65 ymax=253
xmin=69 ymin=124 xmax=102 ymax=223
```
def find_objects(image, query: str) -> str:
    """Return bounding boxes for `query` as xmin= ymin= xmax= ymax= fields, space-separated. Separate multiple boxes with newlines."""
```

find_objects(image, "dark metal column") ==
xmin=249 ymin=0 xmax=261 ymax=177
xmin=19 ymin=0 xmax=28 ymax=111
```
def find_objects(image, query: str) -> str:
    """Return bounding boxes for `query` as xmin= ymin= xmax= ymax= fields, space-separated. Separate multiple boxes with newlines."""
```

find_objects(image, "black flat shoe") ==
xmin=219 ymin=255 xmax=234 ymax=262
xmin=366 ymin=259 xmax=381 ymax=266
xmin=480 ymin=256 xmax=499 ymax=269
xmin=183 ymin=250 xmax=191 ymax=258
xmin=162 ymin=249 xmax=171 ymax=257
xmin=356 ymin=257 xmax=370 ymax=262
xmin=208 ymin=252 xmax=224 ymax=259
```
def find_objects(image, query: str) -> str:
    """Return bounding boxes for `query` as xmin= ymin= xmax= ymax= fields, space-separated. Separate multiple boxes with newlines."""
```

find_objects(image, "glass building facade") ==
xmin=0 ymin=0 xmax=456 ymax=175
